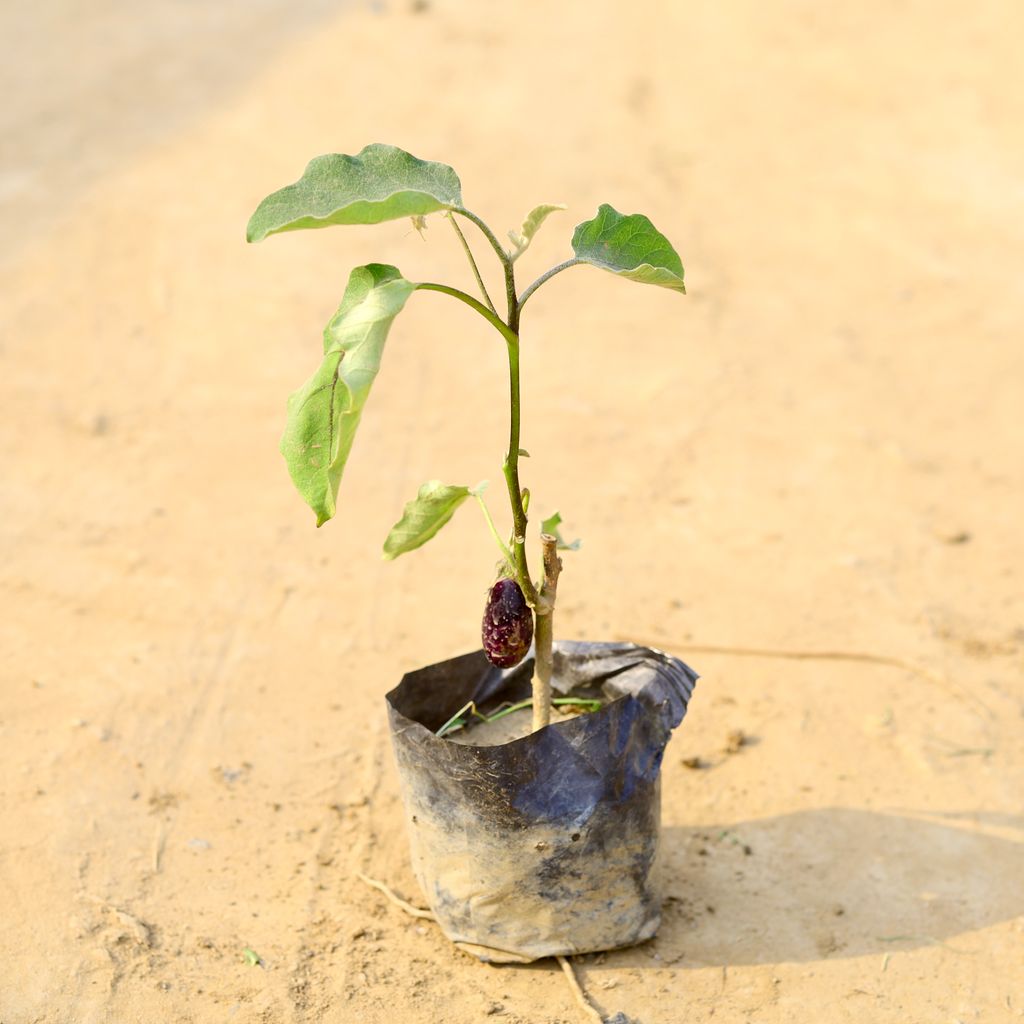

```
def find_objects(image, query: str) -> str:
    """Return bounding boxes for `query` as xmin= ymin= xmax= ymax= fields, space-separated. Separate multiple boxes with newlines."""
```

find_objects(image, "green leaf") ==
xmin=242 ymin=948 xmax=262 ymax=967
xmin=540 ymin=511 xmax=581 ymax=551
xmin=281 ymin=264 xmax=415 ymax=526
xmin=571 ymin=203 xmax=685 ymax=292
xmin=509 ymin=203 xmax=566 ymax=255
xmin=247 ymin=144 xmax=463 ymax=242
xmin=382 ymin=481 xmax=476 ymax=560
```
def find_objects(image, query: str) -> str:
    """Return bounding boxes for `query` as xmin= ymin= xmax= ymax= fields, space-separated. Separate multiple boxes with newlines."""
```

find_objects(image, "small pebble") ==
xmin=724 ymin=729 xmax=747 ymax=754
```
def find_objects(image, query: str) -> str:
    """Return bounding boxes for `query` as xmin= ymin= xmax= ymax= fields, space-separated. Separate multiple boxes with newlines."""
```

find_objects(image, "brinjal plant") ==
xmin=247 ymin=144 xmax=685 ymax=733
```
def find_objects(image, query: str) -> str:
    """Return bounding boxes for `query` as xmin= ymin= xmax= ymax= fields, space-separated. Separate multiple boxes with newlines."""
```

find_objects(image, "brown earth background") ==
xmin=2 ymin=2 xmax=1023 ymax=1022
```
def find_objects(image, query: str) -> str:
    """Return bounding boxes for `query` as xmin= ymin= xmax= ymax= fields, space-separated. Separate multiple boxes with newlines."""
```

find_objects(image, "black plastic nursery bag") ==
xmin=386 ymin=641 xmax=698 ymax=963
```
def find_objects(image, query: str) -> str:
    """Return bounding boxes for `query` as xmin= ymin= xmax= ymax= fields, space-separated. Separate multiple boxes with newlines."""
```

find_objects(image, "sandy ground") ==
xmin=2 ymin=1 xmax=1023 ymax=1021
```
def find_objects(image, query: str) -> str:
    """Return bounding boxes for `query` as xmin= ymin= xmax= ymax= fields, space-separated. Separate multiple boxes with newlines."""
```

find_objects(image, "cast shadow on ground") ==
xmin=633 ymin=807 xmax=1024 ymax=967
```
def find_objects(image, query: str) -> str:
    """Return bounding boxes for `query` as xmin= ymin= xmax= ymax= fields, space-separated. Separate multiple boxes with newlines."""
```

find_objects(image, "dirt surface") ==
xmin=2 ymin=2 xmax=1023 ymax=1021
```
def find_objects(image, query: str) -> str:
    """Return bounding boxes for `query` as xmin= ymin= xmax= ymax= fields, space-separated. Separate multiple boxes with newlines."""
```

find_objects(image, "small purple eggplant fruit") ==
xmin=481 ymin=578 xmax=533 ymax=668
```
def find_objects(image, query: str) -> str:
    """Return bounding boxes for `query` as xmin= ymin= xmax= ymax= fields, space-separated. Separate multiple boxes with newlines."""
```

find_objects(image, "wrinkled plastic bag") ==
xmin=386 ymin=641 xmax=698 ymax=963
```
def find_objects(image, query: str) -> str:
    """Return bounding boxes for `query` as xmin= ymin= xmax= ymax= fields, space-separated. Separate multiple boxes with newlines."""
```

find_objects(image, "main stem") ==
xmin=457 ymin=206 xmax=560 ymax=733
xmin=505 ymin=328 xmax=555 ymax=734
xmin=502 ymin=336 xmax=537 ymax=607
xmin=503 ymin=273 xmax=557 ymax=735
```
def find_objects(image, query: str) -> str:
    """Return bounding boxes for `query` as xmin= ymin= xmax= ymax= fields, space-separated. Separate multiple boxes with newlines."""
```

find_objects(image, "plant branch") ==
xmin=453 ymin=207 xmax=518 ymax=325
xmin=414 ymin=282 xmax=517 ymax=346
xmin=518 ymin=258 xmax=582 ymax=313
xmin=445 ymin=213 xmax=497 ymax=315
xmin=531 ymin=533 xmax=562 ymax=733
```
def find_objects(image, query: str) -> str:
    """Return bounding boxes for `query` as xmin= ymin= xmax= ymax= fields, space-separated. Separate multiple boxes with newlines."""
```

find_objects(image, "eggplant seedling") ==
xmin=247 ymin=144 xmax=685 ymax=733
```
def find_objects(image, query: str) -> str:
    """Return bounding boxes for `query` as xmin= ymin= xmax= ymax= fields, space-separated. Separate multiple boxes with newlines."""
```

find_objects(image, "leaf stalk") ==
xmin=474 ymin=491 xmax=513 ymax=565
xmin=445 ymin=213 xmax=497 ymax=315
xmin=518 ymin=258 xmax=582 ymax=313
xmin=414 ymin=282 xmax=517 ymax=345
xmin=453 ymin=207 xmax=518 ymax=325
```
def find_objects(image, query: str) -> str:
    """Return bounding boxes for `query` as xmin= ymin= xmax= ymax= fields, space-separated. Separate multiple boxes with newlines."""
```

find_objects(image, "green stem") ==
xmin=486 ymin=696 xmax=602 ymax=725
xmin=436 ymin=700 xmax=490 ymax=737
xmin=414 ymin=282 xmax=517 ymax=346
xmin=474 ymin=492 xmax=513 ymax=564
xmin=452 ymin=208 xmax=535 ymax=603
xmin=437 ymin=697 xmax=603 ymax=738
xmin=518 ymin=258 xmax=582 ymax=313
xmin=435 ymin=211 xmax=556 ymax=725
xmin=503 ymin=337 xmax=538 ymax=606
xmin=453 ymin=207 xmax=518 ymax=325
xmin=445 ymin=213 xmax=497 ymax=315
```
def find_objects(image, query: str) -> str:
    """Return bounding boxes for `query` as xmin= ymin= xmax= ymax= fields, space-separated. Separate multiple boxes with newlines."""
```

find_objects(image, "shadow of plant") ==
xmin=637 ymin=808 xmax=1024 ymax=966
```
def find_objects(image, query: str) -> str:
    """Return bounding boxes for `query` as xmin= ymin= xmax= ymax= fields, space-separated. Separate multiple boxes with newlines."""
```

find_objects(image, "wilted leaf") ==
xmin=247 ymin=144 xmax=462 ymax=242
xmin=571 ymin=203 xmax=685 ymax=291
xmin=540 ymin=511 xmax=580 ymax=551
xmin=280 ymin=264 xmax=415 ymax=526
xmin=382 ymin=481 xmax=478 ymax=559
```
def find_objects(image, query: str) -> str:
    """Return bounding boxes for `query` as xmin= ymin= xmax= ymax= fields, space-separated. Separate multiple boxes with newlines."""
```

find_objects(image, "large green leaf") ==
xmin=571 ymin=203 xmax=685 ymax=292
xmin=247 ymin=144 xmax=462 ymax=242
xmin=281 ymin=264 xmax=415 ymax=526
xmin=382 ymin=481 xmax=478 ymax=560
